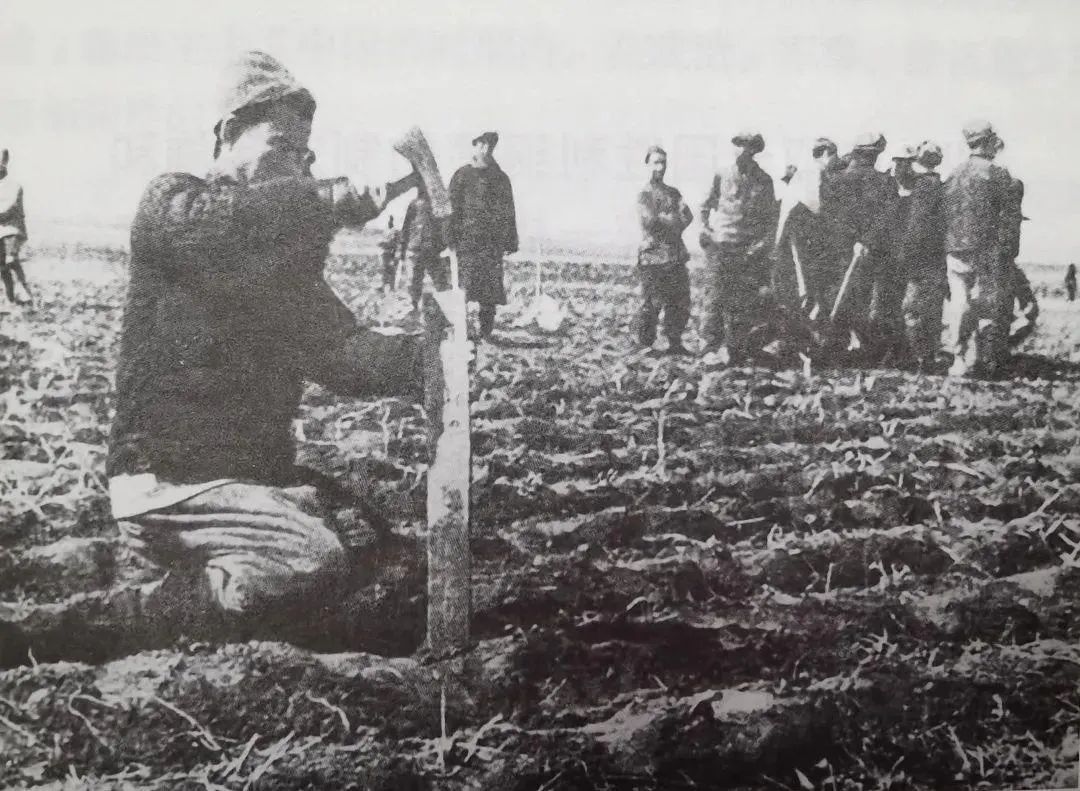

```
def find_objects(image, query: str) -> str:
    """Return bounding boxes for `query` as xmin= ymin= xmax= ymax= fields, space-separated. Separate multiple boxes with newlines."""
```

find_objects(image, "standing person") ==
xmin=634 ymin=145 xmax=693 ymax=355
xmin=699 ymin=131 xmax=777 ymax=365
xmin=1066 ymin=264 xmax=1078 ymax=302
xmin=1004 ymin=176 xmax=1038 ymax=349
xmin=401 ymin=183 xmax=451 ymax=311
xmin=900 ymin=141 xmax=948 ymax=371
xmin=943 ymin=120 xmax=1018 ymax=378
xmin=98 ymin=51 xmax=424 ymax=649
xmin=448 ymin=131 xmax=518 ymax=340
xmin=818 ymin=133 xmax=898 ymax=363
xmin=865 ymin=143 xmax=919 ymax=365
xmin=0 ymin=149 xmax=32 ymax=305
xmin=774 ymin=137 xmax=843 ymax=318
xmin=377 ymin=215 xmax=401 ymax=293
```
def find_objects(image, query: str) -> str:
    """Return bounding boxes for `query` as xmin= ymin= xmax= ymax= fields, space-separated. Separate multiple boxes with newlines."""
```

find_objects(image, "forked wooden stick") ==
xmin=392 ymin=127 xmax=471 ymax=657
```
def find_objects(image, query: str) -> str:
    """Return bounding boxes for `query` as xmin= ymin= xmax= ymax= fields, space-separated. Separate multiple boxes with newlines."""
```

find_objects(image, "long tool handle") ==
xmin=830 ymin=245 xmax=864 ymax=322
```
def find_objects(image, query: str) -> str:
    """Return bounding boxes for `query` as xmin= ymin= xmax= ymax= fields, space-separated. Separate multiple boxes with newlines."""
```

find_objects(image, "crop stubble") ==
xmin=0 ymin=247 xmax=1078 ymax=789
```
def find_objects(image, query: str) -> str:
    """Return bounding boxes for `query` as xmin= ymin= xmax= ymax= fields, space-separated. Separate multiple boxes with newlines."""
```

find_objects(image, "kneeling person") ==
xmin=107 ymin=52 xmax=423 ymax=640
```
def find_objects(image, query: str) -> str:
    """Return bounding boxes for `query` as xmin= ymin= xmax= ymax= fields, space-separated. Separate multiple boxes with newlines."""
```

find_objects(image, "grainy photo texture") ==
xmin=1 ymin=1 xmax=1079 ymax=789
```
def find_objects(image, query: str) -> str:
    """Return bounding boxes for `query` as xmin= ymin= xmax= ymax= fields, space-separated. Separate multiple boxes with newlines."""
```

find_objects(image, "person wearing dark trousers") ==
xmin=943 ymin=120 xmax=1020 ymax=378
xmin=818 ymin=133 xmax=898 ymax=365
xmin=1066 ymin=263 xmax=1077 ymax=302
xmin=400 ymin=185 xmax=451 ymax=310
xmin=900 ymin=142 xmax=948 ymax=371
xmin=377 ymin=215 xmax=400 ymax=293
xmin=449 ymin=131 xmax=518 ymax=340
xmin=699 ymin=132 xmax=777 ymax=365
xmin=0 ymin=148 xmax=32 ymax=306
xmin=635 ymin=145 xmax=693 ymax=355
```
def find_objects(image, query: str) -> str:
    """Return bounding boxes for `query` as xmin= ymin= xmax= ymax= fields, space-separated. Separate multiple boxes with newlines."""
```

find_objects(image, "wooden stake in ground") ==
xmin=393 ymin=127 xmax=472 ymax=656
xmin=422 ymin=287 xmax=470 ymax=655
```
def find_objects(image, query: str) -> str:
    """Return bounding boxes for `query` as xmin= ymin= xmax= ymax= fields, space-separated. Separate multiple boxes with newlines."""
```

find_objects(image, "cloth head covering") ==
xmin=732 ymin=131 xmax=765 ymax=154
xmin=852 ymin=132 xmax=887 ymax=153
xmin=213 ymin=51 xmax=315 ymax=156
xmin=962 ymin=119 xmax=997 ymax=146
xmin=644 ymin=144 xmax=667 ymax=163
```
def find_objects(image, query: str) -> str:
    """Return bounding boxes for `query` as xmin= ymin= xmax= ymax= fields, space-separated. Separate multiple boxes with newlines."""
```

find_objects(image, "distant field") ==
xmin=1 ymin=242 xmax=1078 ymax=789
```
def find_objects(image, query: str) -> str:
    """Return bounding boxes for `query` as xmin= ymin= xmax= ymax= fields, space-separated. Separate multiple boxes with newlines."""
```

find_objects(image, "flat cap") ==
xmin=732 ymin=131 xmax=765 ymax=154
xmin=852 ymin=132 xmax=887 ymax=153
xmin=962 ymin=119 xmax=996 ymax=145
xmin=915 ymin=141 xmax=943 ymax=168
xmin=472 ymin=131 xmax=500 ymax=147
xmin=812 ymin=137 xmax=838 ymax=155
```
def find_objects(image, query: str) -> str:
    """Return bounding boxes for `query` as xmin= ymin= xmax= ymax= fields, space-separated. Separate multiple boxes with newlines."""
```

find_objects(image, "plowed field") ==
xmin=1 ymin=245 xmax=1078 ymax=790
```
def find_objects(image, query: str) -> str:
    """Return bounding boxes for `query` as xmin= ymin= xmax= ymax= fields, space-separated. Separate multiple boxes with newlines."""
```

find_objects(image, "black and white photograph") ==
xmin=1 ymin=1 xmax=1079 ymax=788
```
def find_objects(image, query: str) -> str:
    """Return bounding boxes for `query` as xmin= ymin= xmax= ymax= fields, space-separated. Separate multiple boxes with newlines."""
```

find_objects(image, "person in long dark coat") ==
xmin=819 ymin=133 xmax=898 ymax=364
xmin=448 ymin=131 xmax=519 ymax=339
xmin=896 ymin=142 xmax=948 ymax=371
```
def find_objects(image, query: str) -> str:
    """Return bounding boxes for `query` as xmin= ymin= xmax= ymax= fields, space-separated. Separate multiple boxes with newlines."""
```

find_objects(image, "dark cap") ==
xmin=732 ymin=131 xmax=765 ymax=154
xmin=472 ymin=131 xmax=499 ymax=147
xmin=812 ymin=137 xmax=838 ymax=156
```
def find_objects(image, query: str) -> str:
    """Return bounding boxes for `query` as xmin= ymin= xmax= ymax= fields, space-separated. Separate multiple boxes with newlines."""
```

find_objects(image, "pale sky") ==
xmin=2 ymin=0 xmax=1078 ymax=262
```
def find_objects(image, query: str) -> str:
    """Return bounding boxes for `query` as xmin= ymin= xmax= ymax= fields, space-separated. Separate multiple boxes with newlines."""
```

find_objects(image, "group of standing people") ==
xmin=636 ymin=120 xmax=1031 ymax=379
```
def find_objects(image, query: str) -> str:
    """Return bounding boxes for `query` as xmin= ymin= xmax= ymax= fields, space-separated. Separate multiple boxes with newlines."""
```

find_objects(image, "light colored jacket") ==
xmin=700 ymin=158 xmax=775 ymax=250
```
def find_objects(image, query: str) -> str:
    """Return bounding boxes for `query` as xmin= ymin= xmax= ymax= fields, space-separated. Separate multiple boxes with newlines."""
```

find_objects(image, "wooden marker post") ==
xmin=392 ymin=127 xmax=471 ymax=657
xmin=422 ymin=287 xmax=470 ymax=655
